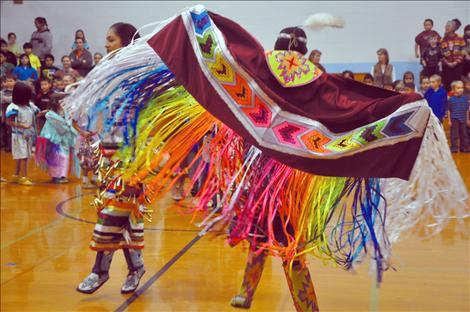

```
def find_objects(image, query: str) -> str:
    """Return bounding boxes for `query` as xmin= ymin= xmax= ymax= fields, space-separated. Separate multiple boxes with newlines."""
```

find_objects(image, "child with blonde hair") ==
xmin=447 ymin=80 xmax=469 ymax=153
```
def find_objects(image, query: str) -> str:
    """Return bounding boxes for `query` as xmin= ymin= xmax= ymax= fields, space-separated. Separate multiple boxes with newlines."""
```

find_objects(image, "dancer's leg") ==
xmin=121 ymin=248 xmax=146 ymax=294
xmin=76 ymin=251 xmax=114 ymax=294
xmin=231 ymin=249 xmax=268 ymax=309
xmin=282 ymin=260 xmax=319 ymax=312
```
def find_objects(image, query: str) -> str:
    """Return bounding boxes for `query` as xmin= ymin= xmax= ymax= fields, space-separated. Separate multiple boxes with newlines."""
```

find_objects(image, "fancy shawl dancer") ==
xmin=65 ymin=5 xmax=468 ymax=311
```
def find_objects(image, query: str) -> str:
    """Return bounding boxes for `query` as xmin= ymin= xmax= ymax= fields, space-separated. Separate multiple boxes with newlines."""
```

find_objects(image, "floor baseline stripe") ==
xmin=114 ymin=233 xmax=203 ymax=312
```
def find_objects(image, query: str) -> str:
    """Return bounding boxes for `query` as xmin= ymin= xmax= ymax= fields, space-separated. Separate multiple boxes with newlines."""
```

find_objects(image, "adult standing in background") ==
xmin=415 ymin=19 xmax=441 ymax=60
xmin=463 ymin=24 xmax=470 ymax=76
xmin=71 ymin=30 xmax=90 ymax=50
xmin=0 ymin=39 xmax=17 ymax=66
xmin=441 ymin=18 xmax=466 ymax=91
xmin=69 ymin=38 xmax=93 ymax=77
xmin=30 ymin=17 xmax=53 ymax=62
xmin=7 ymin=33 xmax=22 ymax=57
xmin=371 ymin=48 xmax=395 ymax=88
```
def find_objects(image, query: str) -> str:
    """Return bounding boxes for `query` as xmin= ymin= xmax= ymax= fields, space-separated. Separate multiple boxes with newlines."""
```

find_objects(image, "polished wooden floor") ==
xmin=1 ymin=143 xmax=469 ymax=311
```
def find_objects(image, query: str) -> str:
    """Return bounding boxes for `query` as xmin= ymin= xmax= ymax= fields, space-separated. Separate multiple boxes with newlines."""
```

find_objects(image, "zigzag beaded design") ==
xmin=188 ymin=8 xmax=423 ymax=158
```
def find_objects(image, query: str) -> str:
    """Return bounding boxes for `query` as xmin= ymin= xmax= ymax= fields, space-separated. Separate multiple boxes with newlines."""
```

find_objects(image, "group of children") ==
xmin=422 ymin=74 xmax=470 ymax=153
xmin=1 ymin=79 xmax=98 ymax=186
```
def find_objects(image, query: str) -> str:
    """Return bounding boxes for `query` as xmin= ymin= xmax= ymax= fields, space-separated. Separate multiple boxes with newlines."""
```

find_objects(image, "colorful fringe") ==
xmin=65 ymin=33 xmax=468 ymax=282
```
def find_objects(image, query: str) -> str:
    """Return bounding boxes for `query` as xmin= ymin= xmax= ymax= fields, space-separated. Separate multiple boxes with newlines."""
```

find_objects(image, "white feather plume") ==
xmin=303 ymin=13 xmax=345 ymax=30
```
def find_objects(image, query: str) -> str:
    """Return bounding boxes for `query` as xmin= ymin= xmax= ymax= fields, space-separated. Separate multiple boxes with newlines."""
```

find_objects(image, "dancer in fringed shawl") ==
xmin=75 ymin=23 xmax=150 ymax=295
xmin=65 ymin=5 xmax=468 ymax=311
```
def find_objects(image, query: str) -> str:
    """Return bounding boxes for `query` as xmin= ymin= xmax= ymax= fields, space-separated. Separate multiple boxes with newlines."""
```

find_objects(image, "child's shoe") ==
xmin=18 ymin=177 xmax=33 ymax=186
xmin=121 ymin=267 xmax=145 ymax=294
xmin=76 ymin=272 xmax=109 ymax=294
xmin=0 ymin=177 xmax=6 ymax=182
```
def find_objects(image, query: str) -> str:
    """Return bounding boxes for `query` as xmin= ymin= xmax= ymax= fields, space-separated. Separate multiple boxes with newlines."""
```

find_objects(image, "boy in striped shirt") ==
xmin=448 ymin=80 xmax=469 ymax=153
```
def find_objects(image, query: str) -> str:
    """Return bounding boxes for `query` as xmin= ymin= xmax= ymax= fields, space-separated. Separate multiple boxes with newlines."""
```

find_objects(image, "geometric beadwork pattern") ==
xmin=241 ymin=96 xmax=272 ymax=128
xmin=183 ymin=6 xmax=427 ymax=159
xmin=353 ymin=121 xmax=386 ymax=145
xmin=266 ymin=50 xmax=322 ymax=88
xmin=301 ymin=130 xmax=332 ymax=154
xmin=273 ymin=121 xmax=308 ymax=148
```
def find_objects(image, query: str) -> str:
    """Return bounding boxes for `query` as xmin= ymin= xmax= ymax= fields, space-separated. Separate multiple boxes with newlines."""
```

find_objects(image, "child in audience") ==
xmin=341 ymin=70 xmax=354 ymax=79
xmin=77 ymin=133 xmax=100 ymax=188
xmin=55 ymin=55 xmax=81 ymax=80
xmin=362 ymin=74 xmax=373 ymax=85
xmin=23 ymin=42 xmax=41 ymax=72
xmin=35 ymin=77 xmax=53 ymax=131
xmin=36 ymin=94 xmax=80 ymax=183
xmin=52 ymin=77 xmax=65 ymax=93
xmin=403 ymin=71 xmax=417 ymax=91
xmin=424 ymin=74 xmax=448 ymax=122
xmin=41 ymin=54 xmax=59 ymax=80
xmin=448 ymin=80 xmax=469 ymax=153
xmin=0 ymin=51 xmax=15 ymax=78
xmin=393 ymin=80 xmax=405 ymax=93
xmin=404 ymin=83 xmax=416 ymax=94
xmin=93 ymin=52 xmax=103 ymax=66
xmin=421 ymin=35 xmax=442 ymax=77
xmin=13 ymin=54 xmax=38 ymax=83
xmin=63 ymin=74 xmax=76 ymax=90
xmin=5 ymin=82 xmax=39 ymax=185
xmin=419 ymin=76 xmax=430 ymax=95
xmin=1 ymin=74 xmax=16 ymax=152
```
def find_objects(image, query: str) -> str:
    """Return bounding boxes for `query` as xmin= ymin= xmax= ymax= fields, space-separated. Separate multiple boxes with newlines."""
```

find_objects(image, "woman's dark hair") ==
xmin=274 ymin=27 xmax=308 ymax=55
xmin=34 ymin=17 xmax=49 ymax=31
xmin=376 ymin=48 xmax=390 ymax=65
xmin=403 ymin=71 xmax=415 ymax=81
xmin=12 ymin=82 xmax=32 ymax=106
xmin=23 ymin=42 xmax=33 ymax=49
xmin=7 ymin=32 xmax=16 ymax=40
xmin=342 ymin=70 xmax=354 ymax=79
xmin=424 ymin=18 xmax=434 ymax=25
xmin=0 ymin=38 xmax=7 ymax=46
xmin=452 ymin=18 xmax=462 ymax=31
xmin=19 ymin=53 xmax=32 ymax=67
xmin=75 ymin=29 xmax=87 ymax=42
xmin=363 ymin=73 xmax=373 ymax=81
xmin=392 ymin=80 xmax=403 ymax=89
xmin=39 ymin=76 xmax=52 ymax=83
xmin=110 ymin=22 xmax=140 ymax=47
xmin=49 ymin=93 xmax=67 ymax=112
xmin=464 ymin=25 xmax=470 ymax=40
xmin=44 ymin=53 xmax=54 ymax=62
